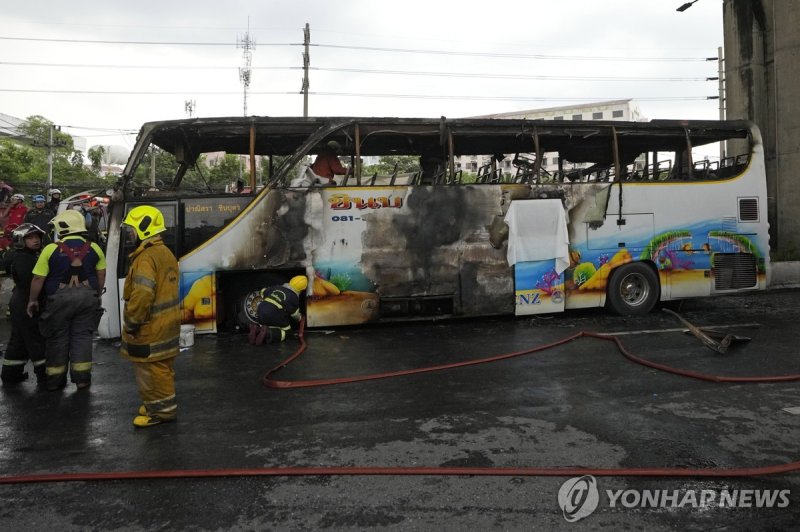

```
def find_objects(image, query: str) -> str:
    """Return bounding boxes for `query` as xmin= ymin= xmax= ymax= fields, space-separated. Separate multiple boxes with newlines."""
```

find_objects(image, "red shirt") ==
xmin=4 ymin=203 xmax=28 ymax=233
xmin=310 ymin=150 xmax=347 ymax=181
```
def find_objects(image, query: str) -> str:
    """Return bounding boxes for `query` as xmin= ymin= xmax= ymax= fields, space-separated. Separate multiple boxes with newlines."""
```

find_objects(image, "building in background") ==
xmin=0 ymin=113 xmax=26 ymax=141
xmin=458 ymin=99 xmax=645 ymax=178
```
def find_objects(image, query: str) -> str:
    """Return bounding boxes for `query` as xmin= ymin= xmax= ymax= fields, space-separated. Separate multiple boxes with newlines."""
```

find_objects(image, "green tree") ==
xmin=0 ymin=139 xmax=39 ymax=181
xmin=88 ymin=146 xmax=105 ymax=173
xmin=1 ymin=115 xmax=97 ymax=188
xmin=207 ymin=154 xmax=245 ymax=188
xmin=132 ymin=147 xmax=214 ymax=191
xmin=363 ymin=155 xmax=419 ymax=176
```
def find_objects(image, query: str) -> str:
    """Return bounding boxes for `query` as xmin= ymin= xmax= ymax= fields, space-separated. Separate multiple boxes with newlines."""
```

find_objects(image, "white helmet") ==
xmin=48 ymin=188 xmax=62 ymax=196
xmin=11 ymin=193 xmax=24 ymax=202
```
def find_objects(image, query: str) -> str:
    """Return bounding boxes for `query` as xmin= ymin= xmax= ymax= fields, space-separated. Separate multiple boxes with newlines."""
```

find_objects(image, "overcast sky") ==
xmin=1 ymin=0 xmax=723 ymax=153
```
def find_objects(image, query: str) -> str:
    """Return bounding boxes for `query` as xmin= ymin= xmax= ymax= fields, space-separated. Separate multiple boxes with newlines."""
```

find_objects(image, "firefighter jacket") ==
xmin=32 ymin=236 xmax=105 ymax=296
xmin=23 ymin=207 xmax=56 ymax=234
xmin=257 ymin=284 xmax=301 ymax=327
xmin=7 ymin=247 xmax=43 ymax=312
xmin=121 ymin=236 xmax=181 ymax=362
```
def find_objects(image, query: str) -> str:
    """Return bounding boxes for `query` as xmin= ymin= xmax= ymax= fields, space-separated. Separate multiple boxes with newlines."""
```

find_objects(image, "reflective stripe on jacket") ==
xmin=121 ymin=236 xmax=181 ymax=362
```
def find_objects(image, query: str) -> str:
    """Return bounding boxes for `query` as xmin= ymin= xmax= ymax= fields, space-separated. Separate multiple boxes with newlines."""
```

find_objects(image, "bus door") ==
xmin=116 ymin=201 xmax=179 ymax=334
xmin=504 ymin=199 xmax=569 ymax=315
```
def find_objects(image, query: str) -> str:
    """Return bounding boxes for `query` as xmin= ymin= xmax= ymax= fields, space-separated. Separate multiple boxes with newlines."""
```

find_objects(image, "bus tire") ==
xmin=606 ymin=262 xmax=659 ymax=315
xmin=222 ymin=272 xmax=283 ymax=332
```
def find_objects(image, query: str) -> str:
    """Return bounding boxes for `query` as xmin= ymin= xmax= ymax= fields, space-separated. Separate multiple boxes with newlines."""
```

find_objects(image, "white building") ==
xmin=458 ymin=99 xmax=645 ymax=177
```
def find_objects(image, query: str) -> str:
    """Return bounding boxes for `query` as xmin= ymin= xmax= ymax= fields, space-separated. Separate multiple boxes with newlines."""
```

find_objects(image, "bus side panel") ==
xmin=179 ymin=189 xmax=309 ymax=272
xmin=559 ymin=161 xmax=769 ymax=304
xmin=180 ymin=272 xmax=216 ymax=333
xmin=307 ymin=185 xmax=513 ymax=326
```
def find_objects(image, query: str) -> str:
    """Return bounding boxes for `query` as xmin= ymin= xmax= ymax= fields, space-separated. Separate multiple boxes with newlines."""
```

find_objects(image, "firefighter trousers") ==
xmin=38 ymin=285 xmax=101 ymax=390
xmin=133 ymin=357 xmax=177 ymax=420
xmin=1 ymin=290 xmax=46 ymax=384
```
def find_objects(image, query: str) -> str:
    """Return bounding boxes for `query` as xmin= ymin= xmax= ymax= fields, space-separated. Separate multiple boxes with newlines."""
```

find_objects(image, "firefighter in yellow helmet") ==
xmin=247 ymin=275 xmax=307 ymax=345
xmin=120 ymin=205 xmax=181 ymax=427
xmin=27 ymin=210 xmax=106 ymax=390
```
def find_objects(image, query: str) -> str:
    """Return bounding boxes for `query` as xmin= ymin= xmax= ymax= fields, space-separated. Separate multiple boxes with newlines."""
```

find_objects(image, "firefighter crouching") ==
xmin=248 ymin=275 xmax=307 ymax=345
xmin=120 ymin=205 xmax=181 ymax=428
xmin=1 ymin=224 xmax=47 ymax=385
xmin=27 ymin=210 xmax=106 ymax=391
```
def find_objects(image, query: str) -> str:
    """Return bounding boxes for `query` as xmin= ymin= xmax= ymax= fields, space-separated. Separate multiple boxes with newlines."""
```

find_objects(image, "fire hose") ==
xmin=2 ymin=317 xmax=799 ymax=485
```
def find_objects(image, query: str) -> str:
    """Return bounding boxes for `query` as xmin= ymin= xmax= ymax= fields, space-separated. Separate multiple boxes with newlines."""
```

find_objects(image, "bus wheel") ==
xmin=606 ymin=262 xmax=659 ymax=315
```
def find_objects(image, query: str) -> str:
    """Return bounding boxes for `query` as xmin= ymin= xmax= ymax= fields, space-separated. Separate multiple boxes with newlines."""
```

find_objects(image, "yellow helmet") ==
xmin=51 ymin=209 xmax=87 ymax=237
xmin=289 ymin=275 xmax=308 ymax=293
xmin=123 ymin=205 xmax=166 ymax=240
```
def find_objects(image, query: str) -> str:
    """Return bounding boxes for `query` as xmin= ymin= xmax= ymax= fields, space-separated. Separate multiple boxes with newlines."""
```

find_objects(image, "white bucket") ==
xmin=179 ymin=324 xmax=196 ymax=348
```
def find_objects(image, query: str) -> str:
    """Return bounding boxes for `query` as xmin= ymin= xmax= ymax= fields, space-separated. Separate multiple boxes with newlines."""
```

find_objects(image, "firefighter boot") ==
xmin=254 ymin=325 xmax=271 ymax=346
xmin=1 ymin=369 xmax=28 ymax=386
xmin=34 ymin=365 xmax=47 ymax=386
xmin=133 ymin=414 xmax=174 ymax=428
xmin=248 ymin=323 xmax=259 ymax=345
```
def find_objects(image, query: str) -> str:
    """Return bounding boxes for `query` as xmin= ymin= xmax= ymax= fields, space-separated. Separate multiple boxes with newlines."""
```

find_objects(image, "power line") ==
xmin=308 ymin=92 xmax=715 ymax=102
xmin=0 ymin=88 xmax=715 ymax=102
xmin=0 ymin=60 xmax=715 ymax=82
xmin=313 ymin=67 xmax=714 ymax=82
xmin=312 ymin=43 xmax=712 ymax=62
xmin=0 ymin=35 xmax=714 ymax=61
xmin=0 ymin=35 xmax=289 ymax=46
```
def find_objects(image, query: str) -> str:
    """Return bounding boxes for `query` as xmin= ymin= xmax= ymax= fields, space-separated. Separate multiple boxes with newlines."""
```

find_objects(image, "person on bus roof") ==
xmin=120 ymin=205 xmax=181 ymax=428
xmin=27 ymin=210 xmax=106 ymax=391
xmin=310 ymin=140 xmax=350 ymax=185
xmin=247 ymin=275 xmax=307 ymax=345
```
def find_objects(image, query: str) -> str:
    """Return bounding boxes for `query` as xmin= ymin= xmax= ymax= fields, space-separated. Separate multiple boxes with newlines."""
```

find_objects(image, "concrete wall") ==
xmin=724 ymin=0 xmax=800 ymax=257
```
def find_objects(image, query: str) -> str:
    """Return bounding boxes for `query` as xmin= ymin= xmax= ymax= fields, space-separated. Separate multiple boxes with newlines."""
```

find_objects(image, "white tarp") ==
xmin=504 ymin=199 xmax=570 ymax=274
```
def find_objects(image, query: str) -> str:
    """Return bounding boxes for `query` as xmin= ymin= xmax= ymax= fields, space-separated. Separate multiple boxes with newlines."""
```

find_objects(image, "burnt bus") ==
xmin=98 ymin=116 xmax=769 ymax=338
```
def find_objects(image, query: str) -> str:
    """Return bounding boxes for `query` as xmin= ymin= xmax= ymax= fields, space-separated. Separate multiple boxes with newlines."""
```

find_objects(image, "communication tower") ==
xmin=237 ymin=19 xmax=256 ymax=116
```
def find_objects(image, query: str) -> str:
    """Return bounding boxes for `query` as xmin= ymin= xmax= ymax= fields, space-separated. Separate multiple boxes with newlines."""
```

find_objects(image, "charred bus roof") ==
xmin=122 ymin=116 xmax=754 ymax=189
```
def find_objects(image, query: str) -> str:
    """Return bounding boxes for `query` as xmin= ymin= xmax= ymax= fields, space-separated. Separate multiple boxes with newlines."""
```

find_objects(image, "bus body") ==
xmin=98 ymin=117 xmax=769 ymax=338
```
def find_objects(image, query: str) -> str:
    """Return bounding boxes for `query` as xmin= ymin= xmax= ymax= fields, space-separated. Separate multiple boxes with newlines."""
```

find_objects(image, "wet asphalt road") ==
xmin=0 ymin=288 xmax=799 ymax=531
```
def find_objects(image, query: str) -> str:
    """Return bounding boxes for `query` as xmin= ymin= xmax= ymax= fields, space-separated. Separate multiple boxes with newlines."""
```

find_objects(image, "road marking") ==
xmin=782 ymin=406 xmax=800 ymax=415
xmin=604 ymin=323 xmax=760 ymax=337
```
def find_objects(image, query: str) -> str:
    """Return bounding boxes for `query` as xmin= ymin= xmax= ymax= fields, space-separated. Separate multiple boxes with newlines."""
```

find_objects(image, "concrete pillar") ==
xmin=724 ymin=0 xmax=800 ymax=257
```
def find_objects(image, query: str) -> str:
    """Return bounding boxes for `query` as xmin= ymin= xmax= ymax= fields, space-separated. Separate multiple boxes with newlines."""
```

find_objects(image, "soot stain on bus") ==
xmin=359 ymin=186 xmax=510 ymax=316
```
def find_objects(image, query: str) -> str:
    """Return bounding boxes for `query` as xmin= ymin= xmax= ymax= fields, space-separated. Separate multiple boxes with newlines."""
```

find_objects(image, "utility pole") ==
xmin=302 ymin=23 xmax=310 ymax=117
xmin=718 ymin=45 xmax=726 ymax=162
xmin=150 ymin=146 xmax=156 ymax=188
xmin=32 ymin=123 xmax=66 ymax=192
xmin=48 ymin=125 xmax=54 ymax=191
xmin=237 ymin=18 xmax=255 ymax=116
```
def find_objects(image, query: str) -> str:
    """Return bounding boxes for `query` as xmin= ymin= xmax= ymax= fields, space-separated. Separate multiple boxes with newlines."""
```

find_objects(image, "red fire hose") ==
xmin=1 ymin=319 xmax=798 ymax=485
xmin=263 ymin=319 xmax=800 ymax=388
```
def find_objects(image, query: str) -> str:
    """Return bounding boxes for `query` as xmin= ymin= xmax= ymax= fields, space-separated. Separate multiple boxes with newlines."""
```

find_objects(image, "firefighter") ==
xmin=120 ymin=205 xmax=181 ymax=427
xmin=27 ymin=210 xmax=106 ymax=391
xmin=47 ymin=189 xmax=62 ymax=213
xmin=1 ymin=224 xmax=47 ymax=385
xmin=247 ymin=275 xmax=307 ymax=345
xmin=23 ymin=195 xmax=55 ymax=239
